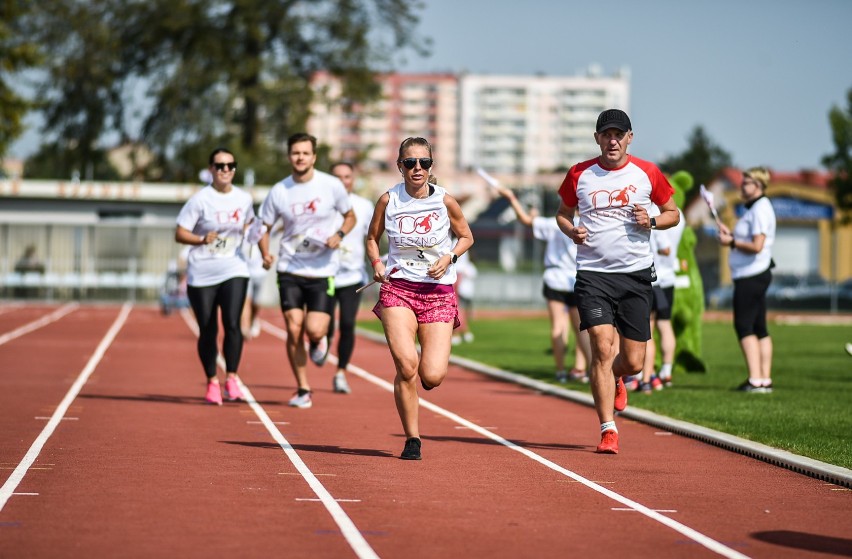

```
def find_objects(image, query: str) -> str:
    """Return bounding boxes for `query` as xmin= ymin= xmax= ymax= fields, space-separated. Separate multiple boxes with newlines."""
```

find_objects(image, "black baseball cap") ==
xmin=596 ymin=109 xmax=632 ymax=133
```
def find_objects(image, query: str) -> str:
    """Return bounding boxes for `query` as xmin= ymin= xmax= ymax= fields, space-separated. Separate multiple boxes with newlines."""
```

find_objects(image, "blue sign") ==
xmin=735 ymin=197 xmax=833 ymax=220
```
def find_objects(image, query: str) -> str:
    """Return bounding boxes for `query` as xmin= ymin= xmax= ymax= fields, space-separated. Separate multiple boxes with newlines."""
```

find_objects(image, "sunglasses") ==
xmin=213 ymin=162 xmax=237 ymax=171
xmin=400 ymin=157 xmax=433 ymax=170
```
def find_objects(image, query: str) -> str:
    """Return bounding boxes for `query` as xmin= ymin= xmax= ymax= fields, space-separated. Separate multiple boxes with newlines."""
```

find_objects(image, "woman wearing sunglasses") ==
xmin=175 ymin=148 xmax=256 ymax=405
xmin=365 ymin=137 xmax=474 ymax=460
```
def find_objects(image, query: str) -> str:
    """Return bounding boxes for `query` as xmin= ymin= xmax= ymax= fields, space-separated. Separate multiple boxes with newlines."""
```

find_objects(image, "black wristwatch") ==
xmin=649 ymin=217 xmax=657 ymax=230
xmin=336 ymin=230 xmax=345 ymax=239
xmin=450 ymin=252 xmax=458 ymax=264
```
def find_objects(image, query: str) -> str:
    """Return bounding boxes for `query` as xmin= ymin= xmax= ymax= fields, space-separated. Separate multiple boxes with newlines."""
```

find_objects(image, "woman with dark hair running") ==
xmin=365 ymin=137 xmax=474 ymax=460
xmin=175 ymin=148 xmax=255 ymax=405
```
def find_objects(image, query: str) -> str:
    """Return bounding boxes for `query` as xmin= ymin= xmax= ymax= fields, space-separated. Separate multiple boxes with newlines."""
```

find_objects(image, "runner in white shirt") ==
xmin=325 ymin=162 xmax=375 ymax=395
xmin=494 ymin=185 xmax=591 ymax=384
xmin=175 ymin=148 xmax=254 ymax=406
xmin=717 ymin=167 xmax=776 ymax=393
xmin=556 ymin=109 xmax=679 ymax=455
xmin=258 ymin=133 xmax=356 ymax=409
xmin=636 ymin=205 xmax=686 ymax=392
xmin=366 ymin=137 xmax=473 ymax=461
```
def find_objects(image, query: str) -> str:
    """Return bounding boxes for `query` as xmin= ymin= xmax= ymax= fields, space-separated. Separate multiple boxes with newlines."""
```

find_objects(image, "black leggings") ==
xmin=327 ymin=283 xmax=363 ymax=369
xmin=187 ymin=277 xmax=249 ymax=379
xmin=733 ymin=268 xmax=771 ymax=340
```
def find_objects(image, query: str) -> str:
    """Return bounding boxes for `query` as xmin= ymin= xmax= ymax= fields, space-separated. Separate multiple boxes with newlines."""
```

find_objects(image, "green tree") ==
xmin=16 ymin=0 xmax=430 ymax=182
xmin=822 ymin=88 xmax=852 ymax=221
xmin=659 ymin=125 xmax=732 ymax=192
xmin=0 ymin=0 xmax=41 ymax=161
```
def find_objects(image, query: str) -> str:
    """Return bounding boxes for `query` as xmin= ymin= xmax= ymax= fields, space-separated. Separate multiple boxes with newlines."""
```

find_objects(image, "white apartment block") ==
xmin=459 ymin=68 xmax=630 ymax=174
xmin=308 ymin=67 xmax=629 ymax=175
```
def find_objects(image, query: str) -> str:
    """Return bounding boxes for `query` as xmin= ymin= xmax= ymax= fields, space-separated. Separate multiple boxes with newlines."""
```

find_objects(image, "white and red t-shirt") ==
xmin=558 ymin=155 xmax=674 ymax=274
xmin=176 ymin=185 xmax=255 ymax=287
xmin=383 ymin=182 xmax=456 ymax=285
xmin=260 ymin=170 xmax=352 ymax=278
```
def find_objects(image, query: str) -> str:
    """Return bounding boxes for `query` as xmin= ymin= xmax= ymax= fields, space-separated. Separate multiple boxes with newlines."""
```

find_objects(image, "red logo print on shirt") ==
xmin=589 ymin=185 xmax=637 ymax=209
xmin=291 ymin=198 xmax=321 ymax=216
xmin=215 ymin=208 xmax=242 ymax=224
xmin=397 ymin=212 xmax=439 ymax=234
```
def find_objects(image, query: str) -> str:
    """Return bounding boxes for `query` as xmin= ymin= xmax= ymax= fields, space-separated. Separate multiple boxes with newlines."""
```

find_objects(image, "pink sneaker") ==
xmin=205 ymin=382 xmax=223 ymax=405
xmin=614 ymin=376 xmax=628 ymax=412
xmin=224 ymin=377 xmax=245 ymax=402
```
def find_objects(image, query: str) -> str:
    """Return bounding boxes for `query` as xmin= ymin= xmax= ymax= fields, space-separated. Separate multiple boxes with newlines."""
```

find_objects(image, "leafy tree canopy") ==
xmin=15 ymin=0 xmax=429 ymax=182
xmin=659 ymin=125 xmax=732 ymax=197
xmin=822 ymin=88 xmax=852 ymax=220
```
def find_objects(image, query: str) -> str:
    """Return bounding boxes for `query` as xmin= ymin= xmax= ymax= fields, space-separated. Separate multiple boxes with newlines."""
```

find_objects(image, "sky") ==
xmin=392 ymin=0 xmax=852 ymax=172
xmin=9 ymin=0 xmax=851 ymax=173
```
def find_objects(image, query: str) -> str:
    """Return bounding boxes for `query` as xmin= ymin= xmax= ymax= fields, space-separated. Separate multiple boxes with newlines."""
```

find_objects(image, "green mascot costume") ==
xmin=669 ymin=171 xmax=707 ymax=373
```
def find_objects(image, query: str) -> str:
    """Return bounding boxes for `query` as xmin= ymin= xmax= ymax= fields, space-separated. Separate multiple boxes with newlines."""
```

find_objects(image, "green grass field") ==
xmin=359 ymin=315 xmax=852 ymax=469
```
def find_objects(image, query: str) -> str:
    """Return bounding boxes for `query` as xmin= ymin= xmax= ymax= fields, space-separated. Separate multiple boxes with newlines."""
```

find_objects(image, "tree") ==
xmin=659 ymin=126 xmax=732 ymax=193
xmin=15 ymin=0 xmax=430 ymax=182
xmin=0 ymin=0 xmax=41 ymax=160
xmin=822 ymin=88 xmax=852 ymax=221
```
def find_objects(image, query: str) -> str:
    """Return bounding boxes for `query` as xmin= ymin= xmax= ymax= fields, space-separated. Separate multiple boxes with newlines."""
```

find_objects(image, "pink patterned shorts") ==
xmin=373 ymin=278 xmax=460 ymax=329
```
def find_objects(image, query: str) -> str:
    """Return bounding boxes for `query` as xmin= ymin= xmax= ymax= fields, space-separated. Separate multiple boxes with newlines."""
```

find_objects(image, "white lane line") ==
xmin=0 ymin=302 xmax=132 ymax=512
xmin=341 ymin=359 xmax=750 ymax=559
xmin=613 ymin=507 xmax=678 ymax=513
xmin=181 ymin=310 xmax=380 ymax=559
xmin=296 ymin=498 xmax=362 ymax=503
xmin=0 ymin=302 xmax=79 ymax=347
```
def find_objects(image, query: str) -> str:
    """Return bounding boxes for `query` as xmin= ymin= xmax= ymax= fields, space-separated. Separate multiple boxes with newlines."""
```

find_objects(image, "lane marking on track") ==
xmin=35 ymin=417 xmax=78 ymax=421
xmin=279 ymin=472 xmax=337 ymax=476
xmin=613 ymin=508 xmax=678 ymax=513
xmin=12 ymin=493 xmax=38 ymax=496
xmin=296 ymin=498 xmax=362 ymax=503
xmin=247 ymin=421 xmax=290 ymax=425
xmin=0 ymin=302 xmax=79 ymax=347
xmin=181 ymin=310 xmax=381 ymax=559
xmin=0 ymin=302 xmax=132 ymax=513
xmin=339 ymin=359 xmax=752 ymax=559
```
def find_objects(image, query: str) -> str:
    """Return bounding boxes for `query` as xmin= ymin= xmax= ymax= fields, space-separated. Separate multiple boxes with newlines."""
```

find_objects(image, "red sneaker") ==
xmin=596 ymin=430 xmax=619 ymax=454
xmin=614 ymin=376 xmax=628 ymax=411
xmin=205 ymin=381 xmax=223 ymax=406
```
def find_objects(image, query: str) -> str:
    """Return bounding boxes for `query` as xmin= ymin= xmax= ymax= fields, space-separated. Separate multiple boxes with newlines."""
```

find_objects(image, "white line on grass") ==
xmin=0 ymin=302 xmax=79 ymax=347
xmin=180 ymin=311 xmax=381 ymax=559
xmin=0 ymin=302 xmax=131 ymax=512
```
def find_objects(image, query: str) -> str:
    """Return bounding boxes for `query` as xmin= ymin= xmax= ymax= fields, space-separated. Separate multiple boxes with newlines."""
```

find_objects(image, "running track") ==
xmin=0 ymin=303 xmax=850 ymax=558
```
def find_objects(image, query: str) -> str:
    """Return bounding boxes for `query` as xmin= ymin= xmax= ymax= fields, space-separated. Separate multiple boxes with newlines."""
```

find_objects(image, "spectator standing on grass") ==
xmin=717 ymin=167 xmax=776 ymax=393
xmin=494 ymin=185 xmax=590 ymax=382
xmin=324 ymin=161 xmax=375 ymax=395
xmin=556 ymin=109 xmax=679 ymax=454
xmin=175 ymin=148 xmax=254 ymax=405
xmin=365 ymin=136 xmax=474 ymax=460
xmin=258 ymin=133 xmax=356 ymax=409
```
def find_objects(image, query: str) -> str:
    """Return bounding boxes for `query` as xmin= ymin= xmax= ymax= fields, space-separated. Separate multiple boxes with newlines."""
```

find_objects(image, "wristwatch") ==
xmin=450 ymin=252 xmax=458 ymax=264
xmin=649 ymin=217 xmax=657 ymax=230
xmin=336 ymin=230 xmax=345 ymax=239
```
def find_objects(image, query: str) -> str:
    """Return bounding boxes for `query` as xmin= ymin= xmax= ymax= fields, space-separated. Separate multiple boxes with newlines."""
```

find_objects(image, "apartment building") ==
xmin=309 ymin=67 xmax=629 ymax=176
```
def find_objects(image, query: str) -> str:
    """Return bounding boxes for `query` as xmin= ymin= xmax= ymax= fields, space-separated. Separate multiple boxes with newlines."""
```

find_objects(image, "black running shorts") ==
xmin=575 ymin=269 xmax=653 ymax=342
xmin=277 ymin=273 xmax=334 ymax=314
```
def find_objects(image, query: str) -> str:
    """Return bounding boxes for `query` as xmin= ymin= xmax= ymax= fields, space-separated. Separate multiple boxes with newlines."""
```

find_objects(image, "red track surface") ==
xmin=0 ymin=303 xmax=850 ymax=558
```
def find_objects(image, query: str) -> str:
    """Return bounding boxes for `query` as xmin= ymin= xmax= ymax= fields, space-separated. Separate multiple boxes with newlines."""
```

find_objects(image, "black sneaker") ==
xmin=400 ymin=437 xmax=422 ymax=460
xmin=737 ymin=379 xmax=765 ymax=393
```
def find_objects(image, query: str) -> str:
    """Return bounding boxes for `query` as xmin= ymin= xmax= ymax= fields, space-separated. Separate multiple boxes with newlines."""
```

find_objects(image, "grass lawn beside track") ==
xmin=358 ymin=315 xmax=852 ymax=470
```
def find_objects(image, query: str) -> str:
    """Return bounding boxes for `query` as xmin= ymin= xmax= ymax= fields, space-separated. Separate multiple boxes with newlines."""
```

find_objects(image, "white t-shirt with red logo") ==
xmin=176 ymin=185 xmax=255 ymax=287
xmin=558 ymin=155 xmax=674 ymax=274
xmin=260 ymin=170 xmax=352 ymax=278
xmin=383 ymin=182 xmax=456 ymax=285
xmin=532 ymin=216 xmax=578 ymax=292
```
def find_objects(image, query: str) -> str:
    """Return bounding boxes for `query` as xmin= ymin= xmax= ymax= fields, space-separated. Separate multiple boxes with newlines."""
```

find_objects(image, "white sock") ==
xmin=659 ymin=363 xmax=672 ymax=378
xmin=600 ymin=421 xmax=617 ymax=434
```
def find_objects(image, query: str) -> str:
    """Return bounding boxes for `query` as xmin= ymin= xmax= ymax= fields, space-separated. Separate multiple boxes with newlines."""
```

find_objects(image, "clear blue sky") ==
xmin=394 ymin=0 xmax=852 ymax=171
